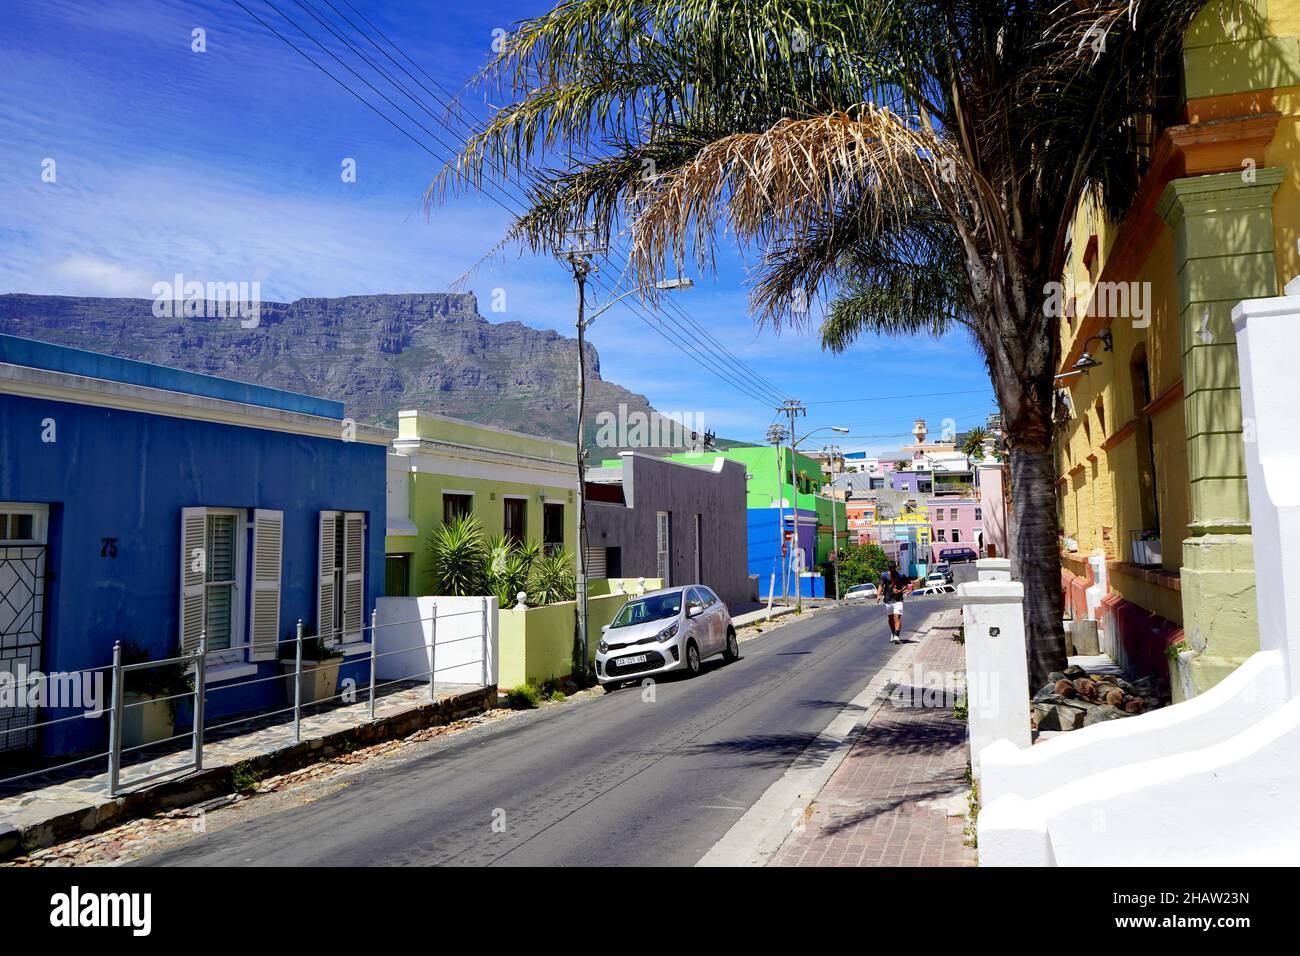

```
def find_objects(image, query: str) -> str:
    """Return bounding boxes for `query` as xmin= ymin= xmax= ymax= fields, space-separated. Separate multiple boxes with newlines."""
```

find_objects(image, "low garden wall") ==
xmin=497 ymin=578 xmax=662 ymax=688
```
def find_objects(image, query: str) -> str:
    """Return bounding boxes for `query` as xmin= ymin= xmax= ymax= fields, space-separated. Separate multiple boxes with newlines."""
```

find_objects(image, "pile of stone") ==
xmin=1032 ymin=665 xmax=1162 ymax=731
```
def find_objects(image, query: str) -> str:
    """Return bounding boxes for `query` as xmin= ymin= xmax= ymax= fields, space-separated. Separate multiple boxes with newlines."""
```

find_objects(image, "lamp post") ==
xmin=559 ymin=232 xmax=692 ymax=682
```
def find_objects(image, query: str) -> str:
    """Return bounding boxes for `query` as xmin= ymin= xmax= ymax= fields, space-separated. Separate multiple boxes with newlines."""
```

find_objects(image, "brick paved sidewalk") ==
xmin=770 ymin=608 xmax=976 ymax=867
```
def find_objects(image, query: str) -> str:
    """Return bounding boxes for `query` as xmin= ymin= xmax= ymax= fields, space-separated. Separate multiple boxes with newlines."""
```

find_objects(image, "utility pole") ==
xmin=780 ymin=399 xmax=807 ymax=612
xmin=558 ymin=230 xmax=692 ymax=681
xmin=766 ymin=422 xmax=788 ymax=609
xmin=559 ymin=228 xmax=606 ymax=685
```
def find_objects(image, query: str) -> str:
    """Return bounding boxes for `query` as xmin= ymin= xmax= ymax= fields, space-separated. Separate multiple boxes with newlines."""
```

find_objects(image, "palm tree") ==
xmin=961 ymin=427 xmax=992 ymax=460
xmin=432 ymin=0 xmax=1207 ymax=688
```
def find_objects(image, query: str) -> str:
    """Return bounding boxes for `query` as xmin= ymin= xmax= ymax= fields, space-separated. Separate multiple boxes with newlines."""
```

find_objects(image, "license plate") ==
xmin=619 ymin=654 xmax=648 ymax=665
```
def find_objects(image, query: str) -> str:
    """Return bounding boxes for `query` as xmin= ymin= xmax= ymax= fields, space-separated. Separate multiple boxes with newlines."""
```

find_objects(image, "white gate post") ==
xmin=960 ymin=580 xmax=1031 ymax=776
xmin=1234 ymin=294 xmax=1300 ymax=698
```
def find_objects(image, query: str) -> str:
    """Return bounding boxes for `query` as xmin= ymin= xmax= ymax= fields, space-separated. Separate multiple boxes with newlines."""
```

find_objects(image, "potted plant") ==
xmin=281 ymin=628 xmax=344 ymax=706
xmin=119 ymin=639 xmax=193 ymax=750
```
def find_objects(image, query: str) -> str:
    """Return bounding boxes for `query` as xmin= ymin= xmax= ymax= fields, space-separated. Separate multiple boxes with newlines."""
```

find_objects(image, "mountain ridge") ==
xmin=0 ymin=291 xmax=659 ymax=444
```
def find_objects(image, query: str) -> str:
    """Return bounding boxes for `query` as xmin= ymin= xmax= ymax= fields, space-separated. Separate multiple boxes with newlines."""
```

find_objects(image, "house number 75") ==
xmin=100 ymin=537 xmax=119 ymax=558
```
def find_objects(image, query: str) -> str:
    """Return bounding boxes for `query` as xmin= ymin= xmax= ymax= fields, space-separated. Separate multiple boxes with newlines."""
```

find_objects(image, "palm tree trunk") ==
xmin=1010 ymin=445 xmax=1067 ymax=689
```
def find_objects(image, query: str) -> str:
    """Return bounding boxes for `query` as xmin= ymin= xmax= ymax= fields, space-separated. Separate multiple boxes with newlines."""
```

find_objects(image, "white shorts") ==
xmin=885 ymin=602 xmax=904 ymax=615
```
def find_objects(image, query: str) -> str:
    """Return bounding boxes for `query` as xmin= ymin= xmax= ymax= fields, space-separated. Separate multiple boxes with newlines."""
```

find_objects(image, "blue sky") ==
xmin=0 ymin=0 xmax=996 ymax=452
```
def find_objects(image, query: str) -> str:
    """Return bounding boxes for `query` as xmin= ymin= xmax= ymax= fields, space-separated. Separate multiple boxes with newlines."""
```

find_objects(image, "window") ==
xmin=385 ymin=554 xmax=410 ymax=597
xmin=0 ymin=512 xmax=35 ymax=543
xmin=952 ymin=530 xmax=961 ymax=543
xmin=204 ymin=513 xmax=238 ymax=652
xmin=443 ymin=493 xmax=473 ymax=524
xmin=975 ymin=507 xmax=982 ymax=520
xmin=180 ymin=507 xmax=281 ymax=663
xmin=656 ymin=511 xmax=671 ymax=585
xmin=686 ymin=588 xmax=705 ymax=617
xmin=950 ymin=508 xmax=959 ymax=521
xmin=318 ymin=511 xmax=366 ymax=644
xmin=504 ymin=497 xmax=526 ymax=545
xmin=543 ymin=502 xmax=564 ymax=553
xmin=935 ymin=529 xmax=946 ymax=542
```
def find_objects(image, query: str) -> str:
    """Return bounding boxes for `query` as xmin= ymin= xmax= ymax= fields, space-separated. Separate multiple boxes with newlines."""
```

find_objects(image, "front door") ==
xmin=0 ymin=504 xmax=48 ymax=753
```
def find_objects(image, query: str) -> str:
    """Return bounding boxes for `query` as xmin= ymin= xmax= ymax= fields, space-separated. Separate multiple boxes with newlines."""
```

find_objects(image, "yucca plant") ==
xmin=529 ymin=548 xmax=577 ymax=606
xmin=432 ymin=0 xmax=1218 ymax=688
xmin=484 ymin=535 xmax=543 ymax=605
xmin=427 ymin=513 xmax=487 ymax=596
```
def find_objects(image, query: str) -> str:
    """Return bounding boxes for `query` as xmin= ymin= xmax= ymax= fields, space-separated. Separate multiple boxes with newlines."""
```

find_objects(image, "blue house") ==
xmin=0 ymin=335 xmax=389 ymax=758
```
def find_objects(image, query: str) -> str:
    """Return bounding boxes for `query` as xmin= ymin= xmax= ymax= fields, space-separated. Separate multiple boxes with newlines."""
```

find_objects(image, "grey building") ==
xmin=584 ymin=452 xmax=751 ymax=609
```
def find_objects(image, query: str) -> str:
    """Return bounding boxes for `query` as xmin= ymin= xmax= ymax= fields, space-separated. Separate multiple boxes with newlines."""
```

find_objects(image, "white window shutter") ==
xmin=250 ymin=509 xmax=283 ymax=661
xmin=318 ymin=511 xmax=338 ymax=642
xmin=180 ymin=507 xmax=207 ymax=655
xmin=343 ymin=512 xmax=366 ymax=641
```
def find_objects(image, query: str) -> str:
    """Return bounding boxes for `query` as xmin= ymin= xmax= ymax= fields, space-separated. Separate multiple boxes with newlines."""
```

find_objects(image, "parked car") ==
xmin=914 ymin=582 xmax=958 ymax=596
xmin=924 ymin=571 xmax=948 ymax=589
xmin=844 ymin=582 xmax=878 ymax=601
xmin=934 ymin=562 xmax=954 ymax=583
xmin=596 ymin=585 xmax=737 ymax=691
xmin=938 ymin=547 xmax=979 ymax=564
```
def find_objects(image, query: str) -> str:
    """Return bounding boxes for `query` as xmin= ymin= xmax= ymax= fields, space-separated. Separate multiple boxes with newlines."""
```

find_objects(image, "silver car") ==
xmin=595 ymin=585 xmax=738 ymax=691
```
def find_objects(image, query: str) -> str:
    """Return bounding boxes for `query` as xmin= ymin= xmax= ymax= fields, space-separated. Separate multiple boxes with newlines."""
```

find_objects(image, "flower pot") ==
xmin=281 ymin=658 xmax=342 ymax=707
xmin=120 ymin=691 xmax=176 ymax=750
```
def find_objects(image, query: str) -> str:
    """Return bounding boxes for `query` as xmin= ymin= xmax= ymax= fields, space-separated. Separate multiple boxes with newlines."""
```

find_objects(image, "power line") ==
xmin=310 ymin=0 xmax=792 ymax=405
xmin=325 ymin=0 xmax=791 ymax=402
xmin=231 ymin=0 xmax=787 ymax=410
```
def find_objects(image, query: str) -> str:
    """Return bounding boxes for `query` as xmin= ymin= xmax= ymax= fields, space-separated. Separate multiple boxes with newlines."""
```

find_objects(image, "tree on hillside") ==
xmin=432 ymin=0 xmax=1209 ymax=688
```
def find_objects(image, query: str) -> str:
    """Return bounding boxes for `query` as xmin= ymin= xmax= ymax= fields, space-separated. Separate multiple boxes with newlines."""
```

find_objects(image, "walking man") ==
xmin=877 ymin=560 xmax=913 ymax=644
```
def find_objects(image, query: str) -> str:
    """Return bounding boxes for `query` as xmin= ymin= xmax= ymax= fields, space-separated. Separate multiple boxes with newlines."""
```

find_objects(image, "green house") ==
xmin=385 ymin=411 xmax=578 ymax=596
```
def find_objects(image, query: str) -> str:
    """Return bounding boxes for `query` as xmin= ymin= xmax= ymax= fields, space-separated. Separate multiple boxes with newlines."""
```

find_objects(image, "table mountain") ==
xmin=0 ymin=292 xmax=659 ymax=443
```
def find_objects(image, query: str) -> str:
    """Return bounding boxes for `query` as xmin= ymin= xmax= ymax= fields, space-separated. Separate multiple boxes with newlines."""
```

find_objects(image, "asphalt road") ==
xmin=141 ymin=592 xmax=962 ymax=867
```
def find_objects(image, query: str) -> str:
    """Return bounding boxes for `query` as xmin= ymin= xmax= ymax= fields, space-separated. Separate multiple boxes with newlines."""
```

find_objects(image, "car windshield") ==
xmin=611 ymin=593 xmax=682 ymax=628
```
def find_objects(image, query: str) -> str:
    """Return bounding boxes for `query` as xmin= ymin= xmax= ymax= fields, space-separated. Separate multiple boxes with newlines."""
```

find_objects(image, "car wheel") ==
xmin=602 ymin=680 xmax=622 ymax=693
xmin=684 ymin=641 xmax=701 ymax=677
xmin=722 ymin=628 xmax=739 ymax=663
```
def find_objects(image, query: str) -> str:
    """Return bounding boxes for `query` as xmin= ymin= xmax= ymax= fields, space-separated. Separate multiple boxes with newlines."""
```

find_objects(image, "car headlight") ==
xmin=598 ymin=639 xmax=608 ymax=653
xmin=657 ymin=623 xmax=679 ymax=642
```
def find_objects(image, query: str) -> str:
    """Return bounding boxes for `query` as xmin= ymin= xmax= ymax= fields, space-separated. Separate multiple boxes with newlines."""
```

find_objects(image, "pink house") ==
xmin=927 ymin=498 xmax=984 ymax=554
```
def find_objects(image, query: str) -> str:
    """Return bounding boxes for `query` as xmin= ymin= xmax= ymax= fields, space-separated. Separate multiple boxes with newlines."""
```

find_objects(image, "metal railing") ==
xmin=0 ymin=601 xmax=492 ymax=798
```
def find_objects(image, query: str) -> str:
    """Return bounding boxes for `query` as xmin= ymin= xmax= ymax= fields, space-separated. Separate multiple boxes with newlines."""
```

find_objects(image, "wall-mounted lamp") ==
xmin=1054 ymin=328 xmax=1112 ymax=380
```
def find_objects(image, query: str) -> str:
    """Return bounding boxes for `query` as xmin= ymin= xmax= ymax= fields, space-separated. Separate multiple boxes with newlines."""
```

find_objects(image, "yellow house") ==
xmin=1055 ymin=1 xmax=1300 ymax=701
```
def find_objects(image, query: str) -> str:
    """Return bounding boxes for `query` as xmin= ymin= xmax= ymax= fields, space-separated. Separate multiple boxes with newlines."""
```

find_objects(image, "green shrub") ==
xmin=529 ymin=548 xmax=577 ymax=605
xmin=427 ymin=513 xmax=487 ymax=595
xmin=506 ymin=684 xmax=542 ymax=709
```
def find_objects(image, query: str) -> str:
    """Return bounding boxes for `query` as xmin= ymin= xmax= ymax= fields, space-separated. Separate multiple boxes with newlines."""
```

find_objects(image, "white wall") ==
xmin=374 ymin=596 xmax=498 ymax=688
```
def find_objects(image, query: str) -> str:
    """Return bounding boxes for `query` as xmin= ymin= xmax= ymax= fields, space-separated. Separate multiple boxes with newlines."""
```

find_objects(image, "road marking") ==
xmin=694 ymin=609 xmax=945 ymax=867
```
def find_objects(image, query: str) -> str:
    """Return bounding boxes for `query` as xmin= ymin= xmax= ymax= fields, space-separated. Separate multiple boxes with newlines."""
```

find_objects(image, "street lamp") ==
xmin=558 ymin=243 xmax=692 ymax=683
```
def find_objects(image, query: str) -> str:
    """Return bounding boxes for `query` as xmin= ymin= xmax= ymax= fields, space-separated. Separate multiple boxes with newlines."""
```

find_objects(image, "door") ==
xmin=684 ymin=588 xmax=709 ymax=653
xmin=699 ymin=587 xmax=726 ymax=653
xmin=0 ymin=504 xmax=48 ymax=752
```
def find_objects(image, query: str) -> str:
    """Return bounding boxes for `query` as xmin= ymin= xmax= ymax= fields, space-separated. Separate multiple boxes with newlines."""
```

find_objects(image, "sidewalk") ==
xmin=769 ymin=607 xmax=976 ymax=867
